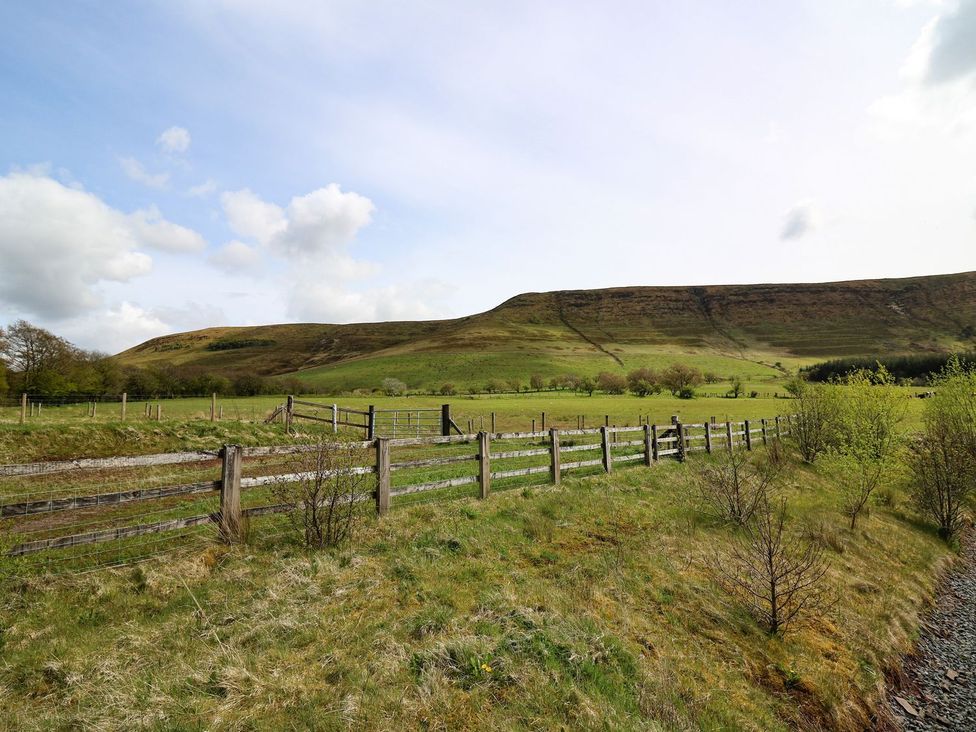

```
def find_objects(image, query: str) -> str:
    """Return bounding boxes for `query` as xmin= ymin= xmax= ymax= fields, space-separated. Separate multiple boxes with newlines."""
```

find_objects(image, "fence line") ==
xmin=0 ymin=415 xmax=792 ymax=565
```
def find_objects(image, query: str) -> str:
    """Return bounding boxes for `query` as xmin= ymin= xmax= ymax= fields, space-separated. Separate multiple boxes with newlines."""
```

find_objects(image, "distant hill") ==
xmin=115 ymin=271 xmax=976 ymax=391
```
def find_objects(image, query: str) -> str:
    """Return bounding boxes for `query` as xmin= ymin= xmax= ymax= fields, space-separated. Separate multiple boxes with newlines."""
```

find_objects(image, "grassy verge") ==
xmin=0 ymin=449 xmax=951 ymax=730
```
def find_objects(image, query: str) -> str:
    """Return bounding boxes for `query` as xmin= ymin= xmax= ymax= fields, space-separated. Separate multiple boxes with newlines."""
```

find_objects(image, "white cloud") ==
xmin=274 ymin=184 xmax=375 ymax=257
xmin=780 ymin=200 xmax=821 ymax=240
xmin=208 ymin=240 xmax=261 ymax=272
xmin=920 ymin=0 xmax=976 ymax=85
xmin=221 ymin=188 xmax=287 ymax=244
xmin=0 ymin=171 xmax=207 ymax=320
xmin=120 ymin=156 xmax=170 ymax=189
xmin=187 ymin=179 xmax=217 ymax=197
xmin=129 ymin=205 xmax=207 ymax=253
xmin=157 ymin=126 xmax=191 ymax=154
xmin=287 ymin=281 xmax=443 ymax=323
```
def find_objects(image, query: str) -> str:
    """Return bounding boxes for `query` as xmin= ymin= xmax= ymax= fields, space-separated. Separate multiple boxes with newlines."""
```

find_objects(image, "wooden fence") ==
xmin=284 ymin=398 xmax=461 ymax=438
xmin=0 ymin=415 xmax=792 ymax=569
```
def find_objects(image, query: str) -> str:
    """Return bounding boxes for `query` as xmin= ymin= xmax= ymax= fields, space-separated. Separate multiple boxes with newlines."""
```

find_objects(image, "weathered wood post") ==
xmin=156 ymin=403 xmax=161 ymax=421
xmin=491 ymin=412 xmax=496 ymax=433
xmin=726 ymin=421 xmax=734 ymax=451
xmin=704 ymin=421 xmax=712 ymax=453
xmin=549 ymin=428 xmax=561 ymax=485
xmin=676 ymin=422 xmax=686 ymax=462
xmin=601 ymin=425 xmax=613 ymax=473
xmin=605 ymin=415 xmax=610 ymax=427
xmin=19 ymin=393 xmax=26 ymax=424
xmin=541 ymin=412 xmax=546 ymax=432
xmin=775 ymin=415 xmax=781 ymax=439
xmin=761 ymin=418 xmax=768 ymax=445
xmin=219 ymin=444 xmax=243 ymax=543
xmin=285 ymin=395 xmax=294 ymax=434
xmin=120 ymin=392 xmax=127 ymax=421
xmin=375 ymin=438 xmax=390 ymax=515
xmin=478 ymin=431 xmax=491 ymax=498
xmin=744 ymin=419 xmax=752 ymax=451
xmin=531 ymin=418 xmax=535 ymax=434
xmin=441 ymin=404 xmax=451 ymax=437
xmin=91 ymin=402 xmax=97 ymax=419
xmin=210 ymin=393 xmax=217 ymax=422
xmin=643 ymin=423 xmax=653 ymax=466
xmin=651 ymin=424 xmax=659 ymax=461
xmin=332 ymin=404 xmax=338 ymax=433
xmin=368 ymin=405 xmax=376 ymax=440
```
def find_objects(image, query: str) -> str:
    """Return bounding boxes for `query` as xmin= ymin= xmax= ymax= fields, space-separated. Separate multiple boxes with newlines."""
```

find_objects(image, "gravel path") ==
xmin=887 ymin=531 xmax=976 ymax=730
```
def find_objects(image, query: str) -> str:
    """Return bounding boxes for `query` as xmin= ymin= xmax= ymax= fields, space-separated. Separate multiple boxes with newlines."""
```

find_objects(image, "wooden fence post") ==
xmin=726 ymin=421 xmax=734 ymax=451
xmin=531 ymin=418 xmax=535 ymax=434
xmin=549 ymin=428 xmax=560 ymax=485
xmin=478 ymin=431 xmax=491 ymax=498
xmin=704 ymin=422 xmax=712 ymax=454
xmin=605 ymin=415 xmax=610 ymax=427
xmin=643 ymin=424 xmax=653 ymax=466
xmin=775 ymin=415 xmax=781 ymax=439
xmin=368 ymin=405 xmax=377 ymax=439
xmin=210 ymin=393 xmax=217 ymax=422
xmin=761 ymin=418 xmax=768 ymax=445
xmin=332 ymin=404 xmax=338 ymax=433
xmin=601 ymin=425 xmax=613 ymax=473
xmin=542 ymin=412 xmax=546 ymax=432
xmin=156 ymin=403 xmax=161 ymax=421
xmin=676 ymin=422 xmax=686 ymax=462
xmin=651 ymin=424 xmax=659 ymax=461
xmin=744 ymin=419 xmax=752 ymax=451
xmin=20 ymin=393 xmax=26 ymax=424
xmin=219 ymin=444 xmax=243 ymax=543
xmin=285 ymin=395 xmax=294 ymax=434
xmin=121 ymin=393 xmax=127 ymax=421
xmin=441 ymin=404 xmax=451 ymax=437
xmin=376 ymin=438 xmax=390 ymax=515
xmin=91 ymin=402 xmax=97 ymax=419
xmin=491 ymin=412 xmax=496 ymax=433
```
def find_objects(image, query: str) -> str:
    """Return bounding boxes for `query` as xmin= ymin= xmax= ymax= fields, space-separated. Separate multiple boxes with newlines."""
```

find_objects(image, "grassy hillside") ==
xmin=114 ymin=271 xmax=976 ymax=392
xmin=0 ymin=448 xmax=951 ymax=730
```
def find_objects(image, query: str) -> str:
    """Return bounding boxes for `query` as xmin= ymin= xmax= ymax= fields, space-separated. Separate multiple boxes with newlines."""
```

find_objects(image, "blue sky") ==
xmin=1 ymin=0 xmax=974 ymax=352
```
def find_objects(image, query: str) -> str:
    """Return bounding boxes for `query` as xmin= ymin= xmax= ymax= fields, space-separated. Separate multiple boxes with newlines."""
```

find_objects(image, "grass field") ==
xmin=0 ymin=443 xmax=953 ymax=730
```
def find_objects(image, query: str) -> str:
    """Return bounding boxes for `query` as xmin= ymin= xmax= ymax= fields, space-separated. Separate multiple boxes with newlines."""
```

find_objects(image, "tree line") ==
xmin=0 ymin=320 xmax=317 ymax=399
xmin=801 ymin=352 xmax=976 ymax=384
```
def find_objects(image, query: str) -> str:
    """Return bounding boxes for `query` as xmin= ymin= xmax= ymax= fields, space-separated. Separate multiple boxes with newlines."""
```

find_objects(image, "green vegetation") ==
xmin=0 ymin=447 xmax=954 ymax=730
xmin=802 ymin=351 xmax=976 ymax=384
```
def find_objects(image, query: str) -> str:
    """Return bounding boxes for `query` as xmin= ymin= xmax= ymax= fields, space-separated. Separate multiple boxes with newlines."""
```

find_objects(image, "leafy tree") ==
xmin=507 ymin=377 xmax=523 ymax=393
xmin=439 ymin=383 xmax=456 ymax=396
xmin=908 ymin=359 xmax=976 ymax=540
xmin=627 ymin=367 xmax=661 ymax=397
xmin=578 ymin=375 xmax=596 ymax=396
xmin=660 ymin=363 xmax=704 ymax=396
xmin=826 ymin=367 xmax=906 ymax=529
xmin=597 ymin=371 xmax=627 ymax=394
xmin=530 ymin=374 xmax=545 ymax=391
xmin=727 ymin=376 xmax=743 ymax=399
xmin=789 ymin=381 xmax=840 ymax=463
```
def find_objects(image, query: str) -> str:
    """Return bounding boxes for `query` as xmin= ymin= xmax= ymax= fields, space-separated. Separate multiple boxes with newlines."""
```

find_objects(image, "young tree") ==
xmin=908 ymin=360 xmax=976 ymax=540
xmin=507 ymin=377 xmax=523 ymax=393
xmin=270 ymin=441 xmax=373 ymax=548
xmin=828 ymin=367 xmax=906 ymax=529
xmin=439 ymin=383 xmax=456 ymax=396
xmin=696 ymin=449 xmax=779 ymax=526
xmin=660 ymin=363 xmax=704 ymax=396
xmin=727 ymin=376 xmax=743 ymax=399
xmin=711 ymin=492 xmax=832 ymax=635
xmin=382 ymin=377 xmax=407 ymax=396
xmin=596 ymin=371 xmax=627 ymax=394
xmin=789 ymin=381 xmax=839 ymax=463
xmin=530 ymin=374 xmax=545 ymax=391
xmin=578 ymin=375 xmax=596 ymax=396
xmin=627 ymin=367 xmax=661 ymax=397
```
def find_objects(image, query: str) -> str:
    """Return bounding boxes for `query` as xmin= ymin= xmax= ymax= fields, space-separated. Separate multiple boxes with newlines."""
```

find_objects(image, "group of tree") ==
xmin=801 ymin=351 xmax=976 ymax=385
xmin=469 ymin=364 xmax=708 ymax=398
xmin=0 ymin=320 xmax=319 ymax=399
xmin=787 ymin=360 xmax=976 ymax=540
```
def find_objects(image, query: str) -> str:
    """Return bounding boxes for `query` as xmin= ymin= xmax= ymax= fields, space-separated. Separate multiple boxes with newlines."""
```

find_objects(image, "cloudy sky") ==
xmin=1 ymin=0 xmax=974 ymax=353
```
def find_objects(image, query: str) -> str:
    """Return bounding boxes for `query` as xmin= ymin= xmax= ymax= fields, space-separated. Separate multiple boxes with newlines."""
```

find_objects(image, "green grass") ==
xmin=0 ymin=448 xmax=953 ymax=731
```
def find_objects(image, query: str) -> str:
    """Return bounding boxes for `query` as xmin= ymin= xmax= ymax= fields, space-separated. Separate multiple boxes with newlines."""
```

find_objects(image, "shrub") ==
xmin=696 ymin=450 xmax=778 ymax=526
xmin=789 ymin=381 xmax=840 ymax=463
xmin=270 ymin=440 xmax=373 ymax=548
xmin=530 ymin=374 xmax=545 ymax=391
xmin=439 ymin=383 xmax=456 ymax=396
xmin=597 ymin=371 xmax=627 ymax=395
xmin=382 ymin=377 xmax=407 ymax=396
xmin=661 ymin=363 xmax=704 ymax=396
xmin=627 ymin=367 xmax=661 ymax=397
xmin=727 ymin=377 xmax=743 ymax=399
xmin=577 ymin=376 xmax=596 ymax=396
xmin=678 ymin=387 xmax=695 ymax=399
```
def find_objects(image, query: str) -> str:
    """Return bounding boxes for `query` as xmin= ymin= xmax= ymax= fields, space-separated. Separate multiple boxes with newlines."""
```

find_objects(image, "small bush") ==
xmin=678 ymin=387 xmax=695 ymax=399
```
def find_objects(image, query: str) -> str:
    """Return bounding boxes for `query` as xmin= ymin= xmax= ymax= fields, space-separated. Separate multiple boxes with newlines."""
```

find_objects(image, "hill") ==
xmin=115 ymin=271 xmax=976 ymax=391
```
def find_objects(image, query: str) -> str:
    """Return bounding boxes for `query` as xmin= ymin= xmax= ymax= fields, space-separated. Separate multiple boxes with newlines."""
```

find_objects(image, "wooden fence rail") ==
xmin=1 ymin=415 xmax=792 ymax=560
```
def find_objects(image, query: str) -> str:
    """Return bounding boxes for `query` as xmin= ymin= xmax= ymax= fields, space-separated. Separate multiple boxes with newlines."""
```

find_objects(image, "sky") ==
xmin=0 ymin=0 xmax=974 ymax=353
